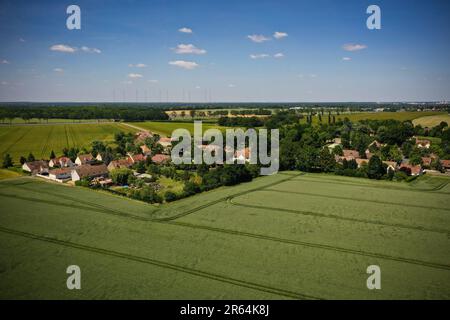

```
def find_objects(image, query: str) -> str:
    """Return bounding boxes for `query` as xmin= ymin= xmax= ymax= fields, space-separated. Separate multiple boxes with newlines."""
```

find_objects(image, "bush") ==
xmin=164 ymin=191 xmax=178 ymax=202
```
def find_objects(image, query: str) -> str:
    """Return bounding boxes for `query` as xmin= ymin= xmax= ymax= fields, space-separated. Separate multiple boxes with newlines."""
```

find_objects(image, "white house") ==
xmin=48 ymin=167 xmax=72 ymax=182
xmin=75 ymin=154 xmax=94 ymax=166
xmin=22 ymin=160 xmax=49 ymax=175
xmin=49 ymin=156 xmax=73 ymax=168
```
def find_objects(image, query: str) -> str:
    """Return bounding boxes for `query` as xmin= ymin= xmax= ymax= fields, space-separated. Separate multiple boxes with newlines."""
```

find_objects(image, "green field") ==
xmin=128 ymin=121 xmax=225 ymax=136
xmin=412 ymin=114 xmax=450 ymax=127
xmin=0 ymin=172 xmax=449 ymax=299
xmin=0 ymin=123 xmax=137 ymax=162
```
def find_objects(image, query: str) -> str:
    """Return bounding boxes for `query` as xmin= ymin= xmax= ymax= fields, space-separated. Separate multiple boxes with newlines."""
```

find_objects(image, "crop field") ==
xmin=128 ymin=121 xmax=225 ymax=136
xmin=0 ymin=123 xmax=137 ymax=162
xmin=412 ymin=114 xmax=450 ymax=127
xmin=0 ymin=172 xmax=449 ymax=299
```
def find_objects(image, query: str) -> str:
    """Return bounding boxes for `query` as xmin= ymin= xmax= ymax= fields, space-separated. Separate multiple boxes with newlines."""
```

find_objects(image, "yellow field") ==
xmin=412 ymin=114 xmax=450 ymax=127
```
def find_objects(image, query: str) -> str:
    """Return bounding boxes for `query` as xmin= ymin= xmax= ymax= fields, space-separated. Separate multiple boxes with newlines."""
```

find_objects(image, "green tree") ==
xmin=110 ymin=168 xmax=133 ymax=185
xmin=367 ymin=155 xmax=385 ymax=179
xmin=49 ymin=150 xmax=56 ymax=159
xmin=27 ymin=153 xmax=35 ymax=162
xmin=19 ymin=156 xmax=26 ymax=165
xmin=2 ymin=154 xmax=13 ymax=168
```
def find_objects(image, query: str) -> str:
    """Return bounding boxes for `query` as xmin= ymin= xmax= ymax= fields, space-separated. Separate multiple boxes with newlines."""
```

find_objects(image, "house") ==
xmin=75 ymin=154 xmax=94 ymax=166
xmin=135 ymin=130 xmax=152 ymax=142
xmin=368 ymin=140 xmax=383 ymax=149
xmin=71 ymin=164 xmax=109 ymax=182
xmin=440 ymin=159 xmax=450 ymax=171
xmin=151 ymin=154 xmax=171 ymax=164
xmin=421 ymin=157 xmax=433 ymax=168
xmin=158 ymin=137 xmax=172 ymax=150
xmin=399 ymin=163 xmax=423 ymax=176
xmin=140 ymin=145 xmax=151 ymax=155
xmin=95 ymin=153 xmax=103 ymax=162
xmin=234 ymin=147 xmax=252 ymax=162
xmin=364 ymin=149 xmax=374 ymax=160
xmin=355 ymin=158 xmax=368 ymax=168
xmin=48 ymin=167 xmax=72 ymax=182
xmin=127 ymin=153 xmax=146 ymax=164
xmin=49 ymin=156 xmax=73 ymax=168
xmin=415 ymin=138 xmax=431 ymax=148
xmin=383 ymin=161 xmax=398 ymax=172
xmin=107 ymin=158 xmax=132 ymax=172
xmin=340 ymin=149 xmax=360 ymax=161
xmin=22 ymin=160 xmax=49 ymax=175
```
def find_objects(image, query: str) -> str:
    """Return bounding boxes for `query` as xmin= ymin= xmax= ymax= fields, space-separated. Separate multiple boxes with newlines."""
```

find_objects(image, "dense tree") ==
xmin=367 ymin=155 xmax=385 ymax=179
xmin=2 ymin=154 xmax=13 ymax=168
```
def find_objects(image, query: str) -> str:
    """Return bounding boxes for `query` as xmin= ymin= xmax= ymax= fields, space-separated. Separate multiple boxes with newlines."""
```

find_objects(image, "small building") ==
xmin=71 ymin=164 xmax=109 ymax=182
xmin=107 ymin=158 xmax=132 ymax=172
xmin=421 ymin=157 xmax=433 ymax=168
xmin=440 ymin=159 xmax=450 ymax=171
xmin=399 ymin=163 xmax=423 ymax=176
xmin=127 ymin=153 xmax=146 ymax=164
xmin=234 ymin=147 xmax=252 ymax=162
xmin=151 ymin=154 xmax=171 ymax=164
xmin=383 ymin=161 xmax=398 ymax=172
xmin=415 ymin=138 xmax=431 ymax=149
xmin=48 ymin=167 xmax=72 ymax=182
xmin=342 ymin=149 xmax=360 ymax=161
xmin=22 ymin=160 xmax=49 ymax=175
xmin=95 ymin=153 xmax=103 ymax=162
xmin=158 ymin=137 xmax=172 ymax=149
xmin=135 ymin=130 xmax=152 ymax=142
xmin=355 ymin=158 xmax=368 ymax=168
xmin=75 ymin=154 xmax=94 ymax=166
xmin=140 ymin=145 xmax=151 ymax=155
xmin=49 ymin=156 xmax=73 ymax=168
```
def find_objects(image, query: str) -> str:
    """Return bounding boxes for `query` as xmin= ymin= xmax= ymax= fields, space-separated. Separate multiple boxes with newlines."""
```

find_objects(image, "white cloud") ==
xmin=228 ymin=84 xmax=236 ymax=88
xmin=195 ymin=85 xmax=201 ymax=89
xmin=1 ymin=59 xmax=10 ymax=64
xmin=19 ymin=38 xmax=25 ymax=42
xmin=342 ymin=43 xmax=367 ymax=51
xmin=179 ymin=27 xmax=193 ymax=34
xmin=173 ymin=44 xmax=206 ymax=55
xmin=148 ymin=79 xmax=159 ymax=83
xmin=50 ymin=44 xmax=77 ymax=53
xmin=247 ymin=34 xmax=271 ymax=43
xmin=169 ymin=60 xmax=199 ymax=70
xmin=128 ymin=73 xmax=143 ymax=78
xmin=53 ymin=68 xmax=64 ymax=72
xmin=274 ymin=53 xmax=284 ymax=58
xmin=81 ymin=46 xmax=101 ymax=54
xmin=273 ymin=31 xmax=288 ymax=39
xmin=129 ymin=63 xmax=147 ymax=68
xmin=342 ymin=57 xmax=351 ymax=61
xmin=250 ymin=53 xmax=270 ymax=59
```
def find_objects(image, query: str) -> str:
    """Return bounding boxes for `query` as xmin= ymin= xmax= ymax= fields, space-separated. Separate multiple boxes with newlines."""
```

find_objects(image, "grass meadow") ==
xmin=0 ymin=123 xmax=137 ymax=162
xmin=0 ymin=172 xmax=449 ymax=299
xmin=128 ymin=121 xmax=226 ymax=136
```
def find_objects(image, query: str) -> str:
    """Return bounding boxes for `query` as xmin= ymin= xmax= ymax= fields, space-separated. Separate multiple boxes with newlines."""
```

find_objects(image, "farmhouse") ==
xmin=75 ymin=154 xmax=94 ymax=165
xmin=135 ymin=130 xmax=152 ymax=142
xmin=48 ymin=167 xmax=72 ymax=182
xmin=107 ymin=158 xmax=132 ymax=171
xmin=355 ymin=158 xmax=368 ymax=168
xmin=22 ymin=160 xmax=49 ymax=175
xmin=383 ymin=161 xmax=398 ymax=172
xmin=95 ymin=153 xmax=103 ymax=161
xmin=71 ymin=164 xmax=109 ymax=182
xmin=421 ymin=157 xmax=433 ymax=168
xmin=151 ymin=154 xmax=171 ymax=164
xmin=342 ymin=149 xmax=360 ymax=160
xmin=49 ymin=156 xmax=73 ymax=168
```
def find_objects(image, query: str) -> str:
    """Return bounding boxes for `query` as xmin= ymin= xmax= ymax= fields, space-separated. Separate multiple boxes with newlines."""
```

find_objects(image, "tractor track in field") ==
xmin=165 ymin=221 xmax=450 ymax=271
xmin=2 ymin=184 xmax=450 ymax=271
xmin=153 ymin=172 xmax=305 ymax=221
xmin=228 ymin=199 xmax=450 ymax=235
xmin=293 ymin=175 xmax=450 ymax=194
xmin=1 ymin=126 xmax=32 ymax=156
xmin=0 ymin=225 xmax=320 ymax=300
xmin=258 ymin=188 xmax=450 ymax=212
xmin=40 ymin=125 xmax=54 ymax=158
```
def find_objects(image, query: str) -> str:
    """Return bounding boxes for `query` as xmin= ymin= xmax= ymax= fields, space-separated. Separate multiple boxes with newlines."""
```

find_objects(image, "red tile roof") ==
xmin=151 ymin=154 xmax=171 ymax=164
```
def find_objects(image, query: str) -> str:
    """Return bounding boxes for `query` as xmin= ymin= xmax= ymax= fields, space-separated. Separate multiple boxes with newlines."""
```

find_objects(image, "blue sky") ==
xmin=0 ymin=0 xmax=449 ymax=102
